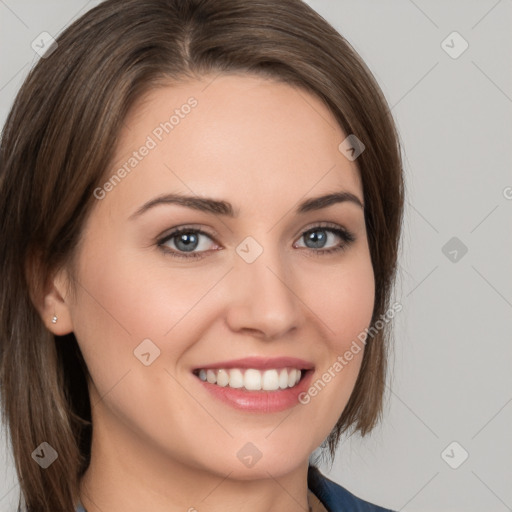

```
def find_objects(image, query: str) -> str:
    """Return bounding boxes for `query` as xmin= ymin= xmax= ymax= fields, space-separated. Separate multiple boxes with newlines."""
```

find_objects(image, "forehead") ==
xmin=99 ymin=73 xmax=363 ymax=219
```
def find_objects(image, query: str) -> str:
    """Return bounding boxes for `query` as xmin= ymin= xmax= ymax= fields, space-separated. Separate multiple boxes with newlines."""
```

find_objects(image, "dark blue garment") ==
xmin=75 ymin=464 xmax=396 ymax=512
xmin=307 ymin=464 xmax=396 ymax=511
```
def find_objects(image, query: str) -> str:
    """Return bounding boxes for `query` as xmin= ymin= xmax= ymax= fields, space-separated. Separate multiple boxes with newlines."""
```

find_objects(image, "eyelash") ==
xmin=156 ymin=223 xmax=356 ymax=260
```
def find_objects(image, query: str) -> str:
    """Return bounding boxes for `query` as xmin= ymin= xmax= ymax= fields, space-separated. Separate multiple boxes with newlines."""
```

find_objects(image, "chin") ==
xmin=204 ymin=440 xmax=314 ymax=481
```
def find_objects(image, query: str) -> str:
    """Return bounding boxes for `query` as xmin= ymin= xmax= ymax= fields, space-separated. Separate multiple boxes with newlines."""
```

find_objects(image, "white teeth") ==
xmin=244 ymin=369 xmax=262 ymax=390
xmin=228 ymin=368 xmax=244 ymax=388
xmin=197 ymin=367 xmax=304 ymax=391
xmin=262 ymin=369 xmax=279 ymax=391
xmin=288 ymin=369 xmax=297 ymax=387
xmin=216 ymin=369 xmax=229 ymax=387
xmin=278 ymin=369 xmax=289 ymax=389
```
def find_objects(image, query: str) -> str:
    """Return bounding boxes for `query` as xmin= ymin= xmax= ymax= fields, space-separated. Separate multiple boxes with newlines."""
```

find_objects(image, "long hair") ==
xmin=0 ymin=1 xmax=404 ymax=510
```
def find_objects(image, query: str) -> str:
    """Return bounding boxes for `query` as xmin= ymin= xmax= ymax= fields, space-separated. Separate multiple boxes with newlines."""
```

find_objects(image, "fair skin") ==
xmin=41 ymin=73 xmax=375 ymax=512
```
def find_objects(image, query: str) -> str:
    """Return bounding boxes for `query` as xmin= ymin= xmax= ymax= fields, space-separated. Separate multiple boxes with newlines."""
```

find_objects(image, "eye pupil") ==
xmin=176 ymin=232 xmax=198 ymax=252
xmin=306 ymin=230 xmax=327 ymax=249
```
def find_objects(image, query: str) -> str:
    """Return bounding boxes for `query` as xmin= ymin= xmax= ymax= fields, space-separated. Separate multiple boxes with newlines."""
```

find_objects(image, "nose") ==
xmin=224 ymin=244 xmax=303 ymax=340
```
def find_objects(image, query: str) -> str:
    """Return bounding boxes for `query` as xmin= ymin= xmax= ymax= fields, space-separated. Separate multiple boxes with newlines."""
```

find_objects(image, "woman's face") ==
xmin=58 ymin=74 xmax=374 ymax=480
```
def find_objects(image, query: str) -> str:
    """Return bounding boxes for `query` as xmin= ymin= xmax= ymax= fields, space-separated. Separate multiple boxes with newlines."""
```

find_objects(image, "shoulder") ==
xmin=307 ymin=464 xmax=396 ymax=512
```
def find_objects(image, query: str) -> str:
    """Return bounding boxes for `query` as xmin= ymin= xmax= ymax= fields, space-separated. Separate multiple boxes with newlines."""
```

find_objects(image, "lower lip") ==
xmin=194 ymin=370 xmax=314 ymax=413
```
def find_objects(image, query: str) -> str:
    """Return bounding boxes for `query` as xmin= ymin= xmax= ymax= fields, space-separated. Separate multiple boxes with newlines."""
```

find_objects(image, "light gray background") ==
xmin=1 ymin=1 xmax=511 ymax=511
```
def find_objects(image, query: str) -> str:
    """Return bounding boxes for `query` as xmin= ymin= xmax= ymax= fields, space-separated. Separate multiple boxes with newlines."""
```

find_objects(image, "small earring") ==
xmin=51 ymin=314 xmax=58 ymax=324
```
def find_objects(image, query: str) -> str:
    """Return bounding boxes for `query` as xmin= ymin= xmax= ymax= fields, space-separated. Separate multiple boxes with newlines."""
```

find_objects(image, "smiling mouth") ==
xmin=192 ymin=367 xmax=310 ymax=391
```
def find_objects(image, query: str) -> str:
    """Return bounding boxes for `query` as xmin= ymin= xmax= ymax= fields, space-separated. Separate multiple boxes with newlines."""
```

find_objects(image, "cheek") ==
xmin=71 ymin=243 xmax=209 ymax=340
xmin=67 ymin=251 xmax=204 ymax=430
xmin=298 ymin=253 xmax=374 ymax=413
xmin=307 ymin=254 xmax=375 ymax=350
xmin=68 ymin=243 xmax=231 ymax=401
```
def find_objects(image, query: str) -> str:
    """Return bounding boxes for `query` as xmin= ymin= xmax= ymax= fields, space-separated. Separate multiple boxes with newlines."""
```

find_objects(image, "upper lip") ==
xmin=193 ymin=356 xmax=314 ymax=371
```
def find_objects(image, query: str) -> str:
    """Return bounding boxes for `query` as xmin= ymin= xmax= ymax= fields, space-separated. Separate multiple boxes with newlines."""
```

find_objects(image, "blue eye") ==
xmin=158 ymin=227 xmax=217 ymax=259
xmin=297 ymin=225 xmax=356 ymax=256
xmin=157 ymin=223 xmax=356 ymax=260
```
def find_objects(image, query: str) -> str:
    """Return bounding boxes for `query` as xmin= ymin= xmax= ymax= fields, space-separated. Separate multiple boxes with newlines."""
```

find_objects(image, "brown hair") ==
xmin=0 ymin=0 xmax=404 ymax=510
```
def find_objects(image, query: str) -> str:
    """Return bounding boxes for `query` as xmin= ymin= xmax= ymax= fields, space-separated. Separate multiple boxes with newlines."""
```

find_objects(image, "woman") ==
xmin=0 ymin=1 xmax=404 ymax=511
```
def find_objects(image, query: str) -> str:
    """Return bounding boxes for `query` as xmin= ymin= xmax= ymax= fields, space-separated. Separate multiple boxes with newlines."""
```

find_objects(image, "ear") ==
xmin=38 ymin=267 xmax=75 ymax=336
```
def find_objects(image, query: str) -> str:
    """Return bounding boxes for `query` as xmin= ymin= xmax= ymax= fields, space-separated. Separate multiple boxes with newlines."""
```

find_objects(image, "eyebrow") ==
xmin=129 ymin=190 xmax=364 ymax=220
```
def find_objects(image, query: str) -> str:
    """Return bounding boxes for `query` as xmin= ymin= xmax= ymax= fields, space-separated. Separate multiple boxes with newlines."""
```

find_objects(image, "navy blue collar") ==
xmin=307 ymin=464 xmax=396 ymax=512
